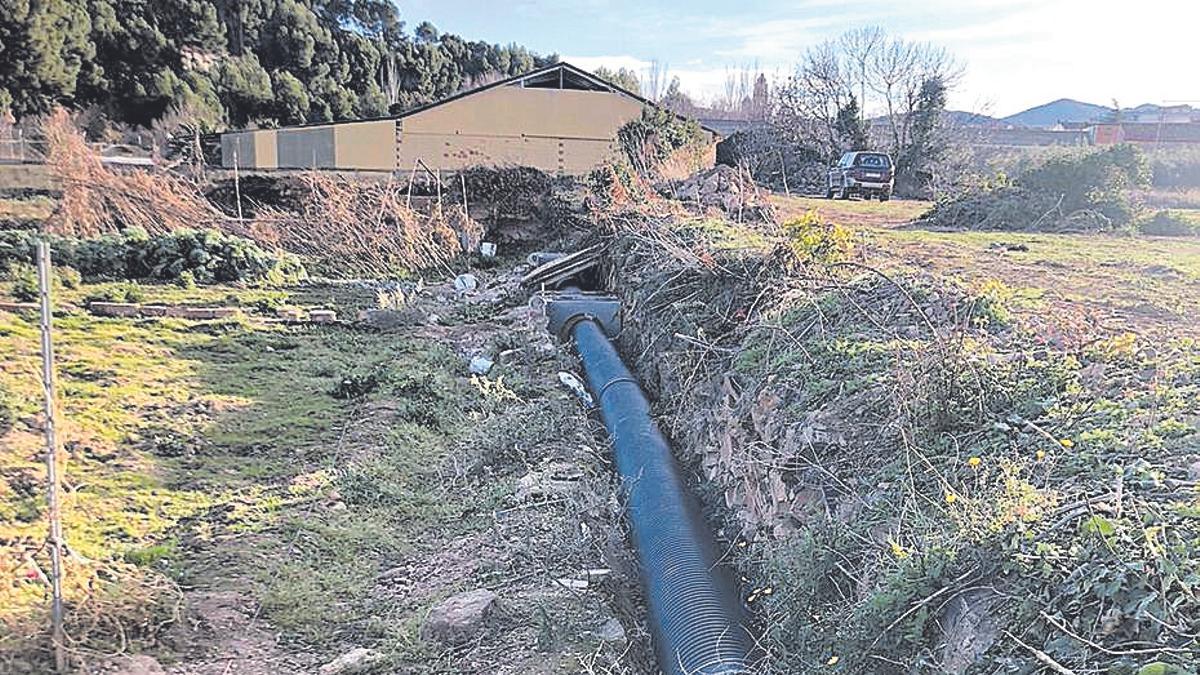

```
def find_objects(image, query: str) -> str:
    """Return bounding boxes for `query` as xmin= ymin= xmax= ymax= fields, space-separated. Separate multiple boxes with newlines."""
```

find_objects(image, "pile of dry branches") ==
xmin=42 ymin=109 xmax=224 ymax=238
xmin=38 ymin=109 xmax=480 ymax=276
xmin=255 ymin=173 xmax=482 ymax=277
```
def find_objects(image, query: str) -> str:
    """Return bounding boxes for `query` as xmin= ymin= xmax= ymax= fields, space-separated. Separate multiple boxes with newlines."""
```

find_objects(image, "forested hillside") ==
xmin=0 ymin=0 xmax=555 ymax=129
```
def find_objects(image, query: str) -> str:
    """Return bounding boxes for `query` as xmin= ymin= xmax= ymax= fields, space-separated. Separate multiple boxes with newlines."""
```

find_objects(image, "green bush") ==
xmin=781 ymin=210 xmax=854 ymax=264
xmin=0 ymin=381 xmax=14 ymax=435
xmin=1135 ymin=210 xmax=1200 ymax=236
xmin=617 ymin=106 xmax=706 ymax=172
xmin=0 ymin=228 xmax=306 ymax=285
xmin=926 ymin=144 xmax=1151 ymax=231
xmin=11 ymin=264 xmax=39 ymax=302
xmin=1148 ymin=147 xmax=1200 ymax=188
xmin=84 ymin=282 xmax=145 ymax=305
xmin=58 ymin=266 xmax=81 ymax=289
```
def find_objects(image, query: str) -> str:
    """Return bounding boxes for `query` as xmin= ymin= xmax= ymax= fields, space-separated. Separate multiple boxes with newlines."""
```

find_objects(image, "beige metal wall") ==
xmin=398 ymin=86 xmax=646 ymax=174
xmin=221 ymin=129 xmax=278 ymax=169
xmin=253 ymin=130 xmax=277 ymax=169
xmin=219 ymin=84 xmax=716 ymax=174
xmin=332 ymin=120 xmax=396 ymax=170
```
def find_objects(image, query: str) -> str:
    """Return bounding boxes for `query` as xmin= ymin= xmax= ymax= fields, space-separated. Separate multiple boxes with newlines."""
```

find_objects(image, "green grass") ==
xmin=0 ymin=196 xmax=55 ymax=223
xmin=771 ymin=193 xmax=931 ymax=227
xmin=0 ymin=281 xmax=483 ymax=667
xmin=865 ymin=228 xmax=1200 ymax=337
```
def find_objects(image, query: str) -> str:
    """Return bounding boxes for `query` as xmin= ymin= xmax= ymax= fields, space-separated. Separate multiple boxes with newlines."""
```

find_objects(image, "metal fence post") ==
xmin=37 ymin=240 xmax=68 ymax=673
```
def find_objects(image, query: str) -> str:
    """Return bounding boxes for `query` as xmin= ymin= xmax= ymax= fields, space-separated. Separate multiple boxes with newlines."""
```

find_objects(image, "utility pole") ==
xmin=36 ymin=239 xmax=67 ymax=673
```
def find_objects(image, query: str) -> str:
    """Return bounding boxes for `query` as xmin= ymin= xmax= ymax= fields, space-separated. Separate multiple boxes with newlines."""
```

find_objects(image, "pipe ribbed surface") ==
xmin=571 ymin=319 xmax=750 ymax=674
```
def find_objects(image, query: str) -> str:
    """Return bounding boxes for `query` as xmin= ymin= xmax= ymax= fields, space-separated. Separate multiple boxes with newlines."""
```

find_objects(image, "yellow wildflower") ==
xmin=944 ymin=492 xmax=958 ymax=504
xmin=826 ymin=655 xmax=840 ymax=666
xmin=1036 ymin=449 xmax=1046 ymax=461
xmin=967 ymin=456 xmax=982 ymax=469
xmin=889 ymin=539 xmax=909 ymax=558
xmin=1060 ymin=438 xmax=1075 ymax=448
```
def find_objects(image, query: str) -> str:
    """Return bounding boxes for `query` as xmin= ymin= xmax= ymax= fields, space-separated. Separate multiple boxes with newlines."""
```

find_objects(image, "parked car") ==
xmin=827 ymin=151 xmax=894 ymax=201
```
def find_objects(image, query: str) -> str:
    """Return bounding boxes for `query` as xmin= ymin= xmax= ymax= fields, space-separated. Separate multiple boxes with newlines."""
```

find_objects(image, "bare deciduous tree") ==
xmin=840 ymin=26 xmax=885 ymax=127
xmin=642 ymin=60 xmax=670 ymax=101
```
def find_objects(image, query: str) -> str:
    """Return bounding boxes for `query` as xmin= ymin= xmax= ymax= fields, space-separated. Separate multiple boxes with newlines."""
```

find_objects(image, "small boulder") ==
xmin=100 ymin=655 xmax=166 ymax=675
xmin=318 ymin=647 xmax=383 ymax=675
xmin=468 ymin=355 xmax=494 ymax=375
xmin=309 ymin=309 xmax=336 ymax=323
xmin=453 ymin=274 xmax=479 ymax=293
xmin=420 ymin=589 xmax=498 ymax=645
xmin=594 ymin=617 xmax=626 ymax=643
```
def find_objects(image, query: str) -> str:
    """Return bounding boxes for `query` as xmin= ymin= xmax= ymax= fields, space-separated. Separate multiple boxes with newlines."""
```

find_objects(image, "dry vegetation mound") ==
xmin=251 ymin=174 xmax=481 ymax=278
xmin=30 ymin=109 xmax=482 ymax=278
xmin=924 ymin=144 xmax=1199 ymax=236
xmin=594 ymin=195 xmax=1199 ymax=673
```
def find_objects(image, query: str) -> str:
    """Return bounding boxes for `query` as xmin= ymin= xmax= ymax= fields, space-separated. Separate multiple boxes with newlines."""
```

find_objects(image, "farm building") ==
xmin=219 ymin=62 xmax=718 ymax=175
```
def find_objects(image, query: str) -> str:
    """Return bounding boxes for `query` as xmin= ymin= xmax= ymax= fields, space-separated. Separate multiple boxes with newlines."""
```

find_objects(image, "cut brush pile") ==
xmin=42 ymin=109 xmax=224 ymax=238
xmin=35 ymin=109 xmax=480 ymax=278
xmin=252 ymin=173 xmax=482 ymax=278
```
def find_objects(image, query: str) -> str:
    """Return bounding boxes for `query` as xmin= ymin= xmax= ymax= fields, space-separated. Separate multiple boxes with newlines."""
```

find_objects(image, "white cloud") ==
xmin=563 ymin=55 xmax=653 ymax=74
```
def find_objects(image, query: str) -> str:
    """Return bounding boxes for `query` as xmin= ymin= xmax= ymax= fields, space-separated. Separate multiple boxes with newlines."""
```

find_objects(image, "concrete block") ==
xmin=140 ymin=305 xmax=172 ymax=317
xmin=0 ymin=301 xmax=38 ymax=313
xmin=181 ymin=307 xmax=238 ymax=320
xmin=89 ymin=302 xmax=141 ymax=317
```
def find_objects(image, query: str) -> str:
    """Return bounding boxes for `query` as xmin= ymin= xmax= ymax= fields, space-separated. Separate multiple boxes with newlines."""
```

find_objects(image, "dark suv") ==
xmin=827 ymin=151 xmax=894 ymax=201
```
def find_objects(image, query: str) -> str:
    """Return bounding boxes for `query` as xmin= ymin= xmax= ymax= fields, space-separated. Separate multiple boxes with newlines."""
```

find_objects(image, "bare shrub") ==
xmin=41 ymin=109 xmax=223 ymax=238
xmin=255 ymin=173 xmax=482 ymax=277
xmin=38 ymin=109 xmax=478 ymax=277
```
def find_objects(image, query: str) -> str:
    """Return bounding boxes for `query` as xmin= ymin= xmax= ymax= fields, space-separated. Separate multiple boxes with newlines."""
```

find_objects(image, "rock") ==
xmin=469 ymin=355 xmax=494 ymax=375
xmin=138 ymin=305 xmax=171 ymax=317
xmin=310 ymin=309 xmax=336 ymax=323
xmin=480 ymin=242 xmax=498 ymax=257
xmin=594 ymin=617 xmax=626 ymax=642
xmin=420 ymin=589 xmax=498 ymax=645
xmin=101 ymin=654 xmax=166 ymax=675
xmin=557 ymin=371 xmax=594 ymax=407
xmin=454 ymin=274 xmax=479 ymax=293
xmin=1188 ymin=460 xmax=1200 ymax=481
xmin=515 ymin=461 xmax=585 ymax=501
xmin=318 ymin=647 xmax=383 ymax=675
xmin=180 ymin=307 xmax=238 ymax=320
xmin=0 ymin=301 xmax=39 ymax=313
xmin=939 ymin=589 xmax=1000 ymax=674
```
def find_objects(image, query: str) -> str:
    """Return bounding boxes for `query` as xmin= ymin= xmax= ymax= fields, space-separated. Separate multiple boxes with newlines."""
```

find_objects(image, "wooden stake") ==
xmin=232 ymin=146 xmax=244 ymax=221
xmin=36 ymin=240 xmax=67 ymax=673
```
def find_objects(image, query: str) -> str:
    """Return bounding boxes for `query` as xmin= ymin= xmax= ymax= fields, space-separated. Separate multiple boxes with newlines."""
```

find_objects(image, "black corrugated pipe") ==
xmin=570 ymin=317 xmax=751 ymax=674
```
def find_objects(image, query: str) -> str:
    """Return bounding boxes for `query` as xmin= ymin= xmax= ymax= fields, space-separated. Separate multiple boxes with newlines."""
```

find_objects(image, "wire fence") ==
xmin=0 ymin=137 xmax=49 ymax=163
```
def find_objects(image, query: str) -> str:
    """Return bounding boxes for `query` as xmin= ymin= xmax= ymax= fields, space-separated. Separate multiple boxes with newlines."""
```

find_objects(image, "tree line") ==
xmin=0 ymin=0 xmax=556 ymax=130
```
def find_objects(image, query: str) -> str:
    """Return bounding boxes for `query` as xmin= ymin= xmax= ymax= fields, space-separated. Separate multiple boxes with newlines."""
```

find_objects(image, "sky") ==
xmin=396 ymin=0 xmax=1199 ymax=118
